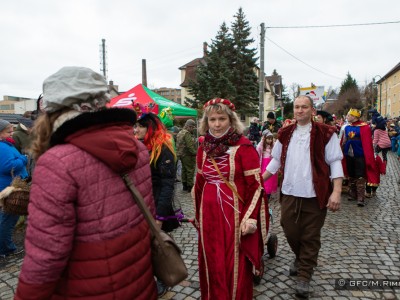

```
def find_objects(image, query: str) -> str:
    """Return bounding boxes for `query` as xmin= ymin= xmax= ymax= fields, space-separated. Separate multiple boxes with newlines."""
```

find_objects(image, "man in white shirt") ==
xmin=262 ymin=95 xmax=343 ymax=298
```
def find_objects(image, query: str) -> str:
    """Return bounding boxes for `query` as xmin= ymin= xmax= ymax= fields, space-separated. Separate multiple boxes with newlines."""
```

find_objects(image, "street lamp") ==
xmin=372 ymin=75 xmax=382 ymax=113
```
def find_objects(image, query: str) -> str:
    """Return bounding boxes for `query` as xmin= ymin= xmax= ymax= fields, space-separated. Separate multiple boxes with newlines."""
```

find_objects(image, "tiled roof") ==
xmin=180 ymin=66 xmax=198 ymax=87
xmin=377 ymin=62 xmax=400 ymax=83
xmin=327 ymin=91 xmax=338 ymax=100
xmin=179 ymin=57 xmax=207 ymax=87
xmin=179 ymin=57 xmax=206 ymax=70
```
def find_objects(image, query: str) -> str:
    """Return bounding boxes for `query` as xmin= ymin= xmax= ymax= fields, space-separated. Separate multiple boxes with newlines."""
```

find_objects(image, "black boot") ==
xmin=182 ymin=183 xmax=188 ymax=191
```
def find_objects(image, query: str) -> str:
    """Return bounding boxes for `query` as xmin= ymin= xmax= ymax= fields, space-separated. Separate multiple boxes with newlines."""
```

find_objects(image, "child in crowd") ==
xmin=256 ymin=130 xmax=278 ymax=198
xmin=373 ymin=120 xmax=391 ymax=162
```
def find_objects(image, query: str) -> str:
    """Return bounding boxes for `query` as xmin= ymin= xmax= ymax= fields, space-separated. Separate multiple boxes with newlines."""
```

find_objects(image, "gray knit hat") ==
xmin=42 ymin=66 xmax=110 ymax=112
xmin=0 ymin=119 xmax=11 ymax=132
xmin=262 ymin=129 xmax=273 ymax=137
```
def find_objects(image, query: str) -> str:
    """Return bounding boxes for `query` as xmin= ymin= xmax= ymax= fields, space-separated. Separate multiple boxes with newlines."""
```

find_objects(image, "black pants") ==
xmin=346 ymin=156 xmax=365 ymax=178
xmin=375 ymin=146 xmax=390 ymax=162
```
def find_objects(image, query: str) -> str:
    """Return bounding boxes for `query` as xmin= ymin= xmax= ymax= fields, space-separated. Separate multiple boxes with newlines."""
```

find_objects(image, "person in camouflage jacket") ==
xmin=176 ymin=119 xmax=197 ymax=191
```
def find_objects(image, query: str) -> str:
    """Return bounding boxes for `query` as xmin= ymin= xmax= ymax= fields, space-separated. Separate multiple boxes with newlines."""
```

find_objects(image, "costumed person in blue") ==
xmin=342 ymin=108 xmax=379 ymax=207
xmin=0 ymin=119 xmax=28 ymax=258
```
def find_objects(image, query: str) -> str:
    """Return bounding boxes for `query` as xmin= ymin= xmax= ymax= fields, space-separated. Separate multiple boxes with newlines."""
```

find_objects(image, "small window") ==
xmin=240 ymin=114 xmax=246 ymax=122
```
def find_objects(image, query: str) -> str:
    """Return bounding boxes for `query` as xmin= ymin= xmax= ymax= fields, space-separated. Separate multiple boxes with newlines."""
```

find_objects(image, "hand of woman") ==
xmin=155 ymin=220 xmax=163 ymax=228
xmin=241 ymin=219 xmax=257 ymax=236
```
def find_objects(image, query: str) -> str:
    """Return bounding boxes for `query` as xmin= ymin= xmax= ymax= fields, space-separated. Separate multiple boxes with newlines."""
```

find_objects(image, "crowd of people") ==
xmin=1 ymin=66 xmax=400 ymax=299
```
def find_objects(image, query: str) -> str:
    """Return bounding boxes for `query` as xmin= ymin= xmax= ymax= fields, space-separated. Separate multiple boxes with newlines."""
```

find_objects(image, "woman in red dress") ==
xmin=193 ymin=98 xmax=267 ymax=300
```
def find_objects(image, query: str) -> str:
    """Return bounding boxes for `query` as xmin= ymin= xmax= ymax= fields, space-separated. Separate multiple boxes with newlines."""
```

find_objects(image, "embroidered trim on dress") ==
xmin=199 ymin=184 xmax=211 ymax=297
xmin=229 ymin=146 xmax=240 ymax=300
xmin=240 ymin=171 xmax=263 ymax=231
xmin=244 ymin=168 xmax=260 ymax=176
xmin=260 ymin=196 xmax=268 ymax=245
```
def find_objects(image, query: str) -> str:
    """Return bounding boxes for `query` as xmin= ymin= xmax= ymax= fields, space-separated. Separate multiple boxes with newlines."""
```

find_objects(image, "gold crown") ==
xmin=348 ymin=108 xmax=361 ymax=118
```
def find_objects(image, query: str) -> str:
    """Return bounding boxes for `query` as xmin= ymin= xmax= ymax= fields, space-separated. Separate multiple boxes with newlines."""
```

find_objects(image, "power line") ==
xmin=266 ymin=36 xmax=342 ymax=80
xmin=266 ymin=20 xmax=400 ymax=29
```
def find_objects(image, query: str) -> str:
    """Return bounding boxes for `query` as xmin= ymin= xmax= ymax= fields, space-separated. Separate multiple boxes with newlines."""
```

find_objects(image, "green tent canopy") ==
xmin=108 ymin=84 xmax=197 ymax=118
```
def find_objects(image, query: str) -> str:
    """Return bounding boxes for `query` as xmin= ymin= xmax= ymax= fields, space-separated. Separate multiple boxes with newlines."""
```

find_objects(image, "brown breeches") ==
xmin=280 ymin=195 xmax=327 ymax=281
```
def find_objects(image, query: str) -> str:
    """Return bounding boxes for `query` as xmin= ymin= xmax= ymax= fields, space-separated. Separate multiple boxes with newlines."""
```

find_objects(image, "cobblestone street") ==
xmin=1 ymin=153 xmax=399 ymax=299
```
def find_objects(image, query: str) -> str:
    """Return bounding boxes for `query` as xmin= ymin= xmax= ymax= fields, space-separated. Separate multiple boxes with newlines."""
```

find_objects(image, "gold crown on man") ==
xmin=348 ymin=108 xmax=361 ymax=118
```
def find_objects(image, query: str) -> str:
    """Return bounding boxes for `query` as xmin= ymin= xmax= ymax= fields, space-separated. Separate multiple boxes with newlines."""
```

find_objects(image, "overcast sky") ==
xmin=1 ymin=0 xmax=399 ymax=99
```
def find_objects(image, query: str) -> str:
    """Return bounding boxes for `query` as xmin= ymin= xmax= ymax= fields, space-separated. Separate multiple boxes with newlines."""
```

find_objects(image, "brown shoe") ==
xmin=347 ymin=178 xmax=357 ymax=200
xmin=365 ymin=192 xmax=372 ymax=198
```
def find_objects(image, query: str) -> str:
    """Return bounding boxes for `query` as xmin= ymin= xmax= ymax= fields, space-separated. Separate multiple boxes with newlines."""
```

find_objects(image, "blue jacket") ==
xmin=397 ymin=135 xmax=400 ymax=156
xmin=0 ymin=140 xmax=28 ymax=191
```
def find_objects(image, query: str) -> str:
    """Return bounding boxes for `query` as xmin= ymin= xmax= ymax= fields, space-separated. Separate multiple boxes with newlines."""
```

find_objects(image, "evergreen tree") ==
xmin=339 ymin=72 xmax=359 ymax=96
xmin=231 ymin=8 xmax=259 ymax=115
xmin=186 ymin=22 xmax=235 ymax=108
xmin=207 ymin=23 xmax=236 ymax=100
xmin=187 ymin=8 xmax=259 ymax=116
xmin=334 ymin=72 xmax=362 ymax=117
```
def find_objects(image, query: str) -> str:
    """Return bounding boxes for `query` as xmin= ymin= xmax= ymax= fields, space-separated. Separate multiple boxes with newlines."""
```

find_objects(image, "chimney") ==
xmin=203 ymin=42 xmax=208 ymax=57
xmin=142 ymin=59 xmax=147 ymax=87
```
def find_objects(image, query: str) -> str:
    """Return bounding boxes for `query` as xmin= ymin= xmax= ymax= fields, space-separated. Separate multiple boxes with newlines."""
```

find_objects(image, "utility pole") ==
xmin=259 ymin=23 xmax=265 ymax=121
xmin=100 ymin=39 xmax=108 ymax=80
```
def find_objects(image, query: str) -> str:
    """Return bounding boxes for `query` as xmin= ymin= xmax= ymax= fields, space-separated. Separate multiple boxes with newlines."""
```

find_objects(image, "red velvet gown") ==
xmin=194 ymin=137 xmax=267 ymax=300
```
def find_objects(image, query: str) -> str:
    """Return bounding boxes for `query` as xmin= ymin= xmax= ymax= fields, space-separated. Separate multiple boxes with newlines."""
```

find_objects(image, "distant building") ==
xmin=265 ymin=75 xmax=282 ymax=119
xmin=108 ymin=80 xmax=120 ymax=99
xmin=377 ymin=62 xmax=400 ymax=117
xmin=152 ymin=87 xmax=182 ymax=104
xmin=0 ymin=96 xmax=36 ymax=114
xmin=179 ymin=55 xmax=207 ymax=103
xmin=323 ymin=91 xmax=338 ymax=110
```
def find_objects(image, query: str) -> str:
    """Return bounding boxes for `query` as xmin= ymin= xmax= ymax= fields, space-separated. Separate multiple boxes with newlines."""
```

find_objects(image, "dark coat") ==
xmin=151 ymin=145 xmax=180 ymax=232
xmin=248 ymin=123 xmax=261 ymax=142
xmin=15 ymin=109 xmax=157 ymax=300
xmin=262 ymin=120 xmax=282 ymax=134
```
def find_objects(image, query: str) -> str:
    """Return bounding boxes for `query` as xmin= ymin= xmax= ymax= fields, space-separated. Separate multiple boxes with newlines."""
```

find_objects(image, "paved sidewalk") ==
xmin=1 ymin=153 xmax=399 ymax=299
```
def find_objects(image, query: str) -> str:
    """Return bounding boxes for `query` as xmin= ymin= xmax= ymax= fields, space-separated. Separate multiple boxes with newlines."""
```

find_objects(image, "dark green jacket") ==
xmin=176 ymin=129 xmax=196 ymax=157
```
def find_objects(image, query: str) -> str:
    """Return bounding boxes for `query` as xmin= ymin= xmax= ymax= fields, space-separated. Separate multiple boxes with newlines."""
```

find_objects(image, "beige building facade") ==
xmin=377 ymin=62 xmax=400 ymax=118
xmin=0 ymin=96 xmax=36 ymax=114
xmin=152 ymin=87 xmax=181 ymax=104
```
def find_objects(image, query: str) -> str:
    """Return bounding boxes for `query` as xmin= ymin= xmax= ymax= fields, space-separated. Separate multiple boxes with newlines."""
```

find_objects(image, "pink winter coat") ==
xmin=15 ymin=109 xmax=157 ymax=300
xmin=373 ymin=129 xmax=391 ymax=149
